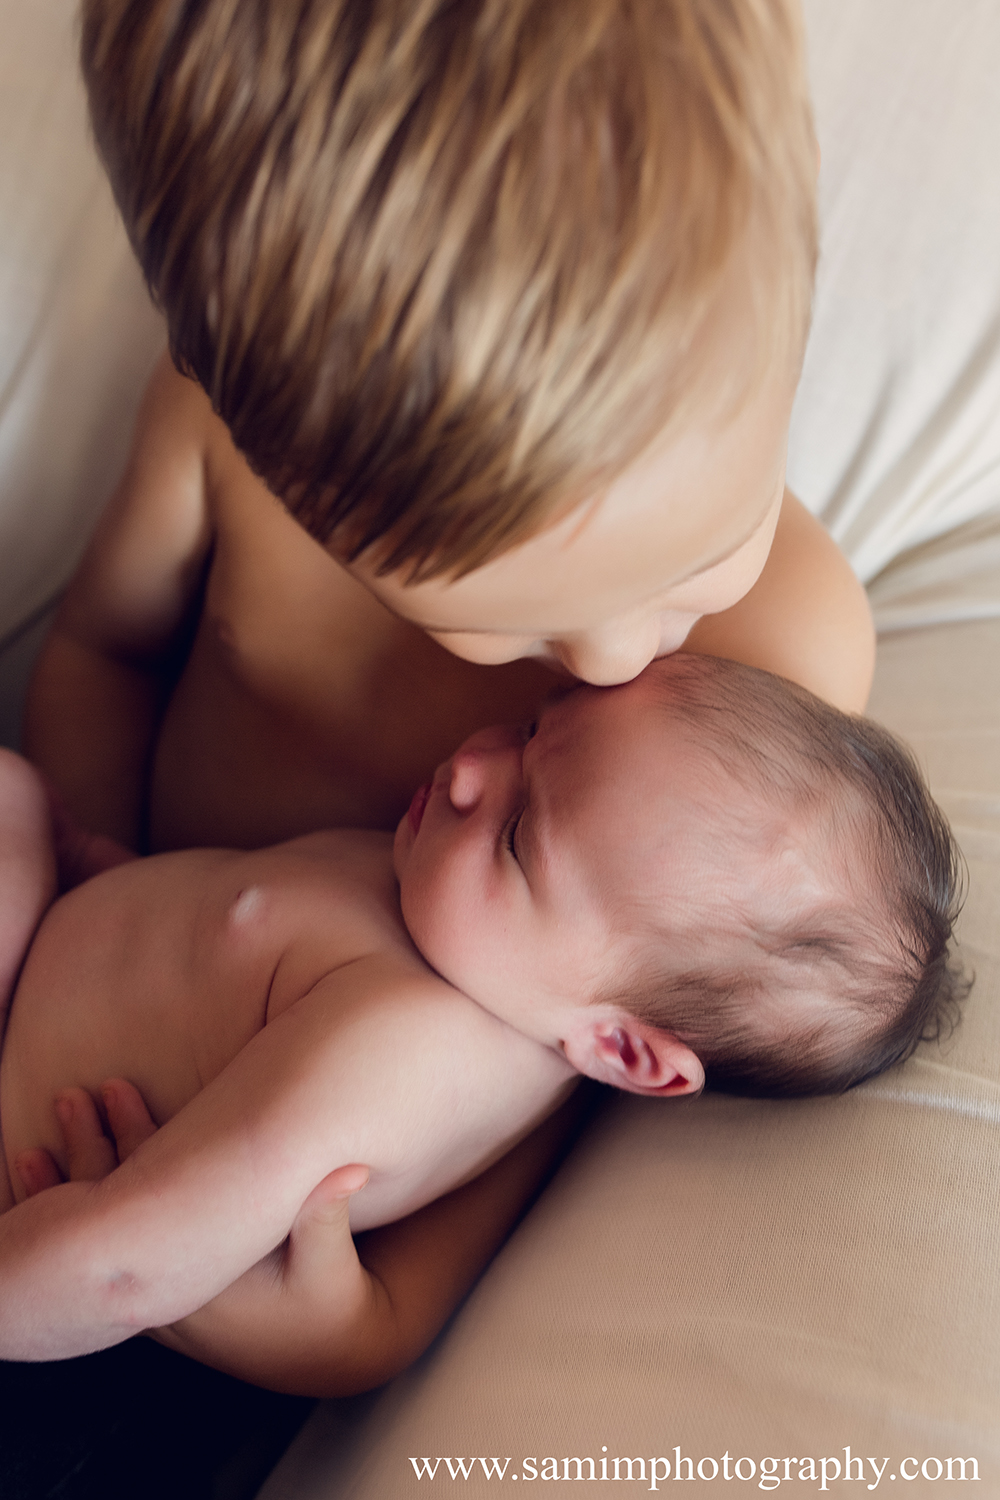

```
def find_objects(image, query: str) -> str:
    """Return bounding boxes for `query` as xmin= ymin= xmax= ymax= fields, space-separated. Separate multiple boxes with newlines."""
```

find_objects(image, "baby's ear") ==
xmin=562 ymin=1015 xmax=704 ymax=1098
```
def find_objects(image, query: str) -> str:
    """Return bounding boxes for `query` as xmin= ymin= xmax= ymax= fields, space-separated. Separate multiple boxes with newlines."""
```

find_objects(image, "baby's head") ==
xmin=83 ymin=0 xmax=817 ymax=683
xmin=394 ymin=655 xmax=966 ymax=1099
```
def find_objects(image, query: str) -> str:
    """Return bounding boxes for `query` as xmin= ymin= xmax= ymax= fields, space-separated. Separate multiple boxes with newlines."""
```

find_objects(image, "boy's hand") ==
xmin=153 ymin=1163 xmax=385 ymax=1397
xmin=43 ymin=783 xmax=137 ymax=893
xmin=16 ymin=1076 xmax=371 ymax=1275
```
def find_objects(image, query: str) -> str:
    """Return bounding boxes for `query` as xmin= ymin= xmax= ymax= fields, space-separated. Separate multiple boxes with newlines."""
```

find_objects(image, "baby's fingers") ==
xmin=55 ymin=1088 xmax=117 ymax=1181
xmin=13 ymin=1082 xmax=153 ymax=1195
xmin=101 ymin=1078 xmax=158 ymax=1161
xmin=14 ymin=1148 xmax=63 ymax=1197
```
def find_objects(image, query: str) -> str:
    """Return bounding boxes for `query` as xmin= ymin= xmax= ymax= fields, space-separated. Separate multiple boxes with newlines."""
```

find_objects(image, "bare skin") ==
xmin=7 ymin=643 xmax=900 ymax=1390
xmin=23 ymin=357 xmax=874 ymax=853
xmin=0 ymin=759 xmax=579 ymax=1377
xmin=1 ymin=834 xmax=573 ymax=1224
xmin=5 ymin=668 xmax=738 ymax=1386
xmin=20 ymin=1076 xmax=597 ymax=1397
xmin=16 ymin=317 xmax=875 ymax=1394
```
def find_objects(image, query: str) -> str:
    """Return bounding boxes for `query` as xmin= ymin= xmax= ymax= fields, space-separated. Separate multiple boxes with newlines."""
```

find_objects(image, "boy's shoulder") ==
xmin=131 ymin=353 xmax=259 ymax=524
xmin=131 ymin=351 xmax=219 ymax=466
xmin=153 ymin=356 xmax=320 ymax=572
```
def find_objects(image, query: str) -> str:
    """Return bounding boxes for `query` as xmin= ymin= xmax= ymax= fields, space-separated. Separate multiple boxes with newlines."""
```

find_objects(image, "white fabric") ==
xmin=789 ymin=0 xmax=1000 ymax=626
xmin=0 ymin=0 xmax=164 ymax=651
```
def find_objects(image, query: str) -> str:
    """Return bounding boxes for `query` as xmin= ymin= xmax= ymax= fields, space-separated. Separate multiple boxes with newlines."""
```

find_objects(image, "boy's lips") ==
xmin=408 ymin=780 xmax=433 ymax=835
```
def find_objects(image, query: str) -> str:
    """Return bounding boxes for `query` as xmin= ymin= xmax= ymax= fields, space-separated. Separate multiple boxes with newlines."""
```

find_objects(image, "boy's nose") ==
xmin=550 ymin=615 xmax=672 ymax=686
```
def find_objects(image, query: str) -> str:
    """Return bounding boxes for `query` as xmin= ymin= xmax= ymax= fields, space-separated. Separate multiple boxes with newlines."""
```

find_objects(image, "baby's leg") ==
xmin=0 ymin=748 xmax=57 ymax=1025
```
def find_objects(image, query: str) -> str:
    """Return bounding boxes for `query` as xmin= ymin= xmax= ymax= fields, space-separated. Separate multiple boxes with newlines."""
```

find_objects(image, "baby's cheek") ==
xmin=402 ymin=875 xmax=462 ymax=973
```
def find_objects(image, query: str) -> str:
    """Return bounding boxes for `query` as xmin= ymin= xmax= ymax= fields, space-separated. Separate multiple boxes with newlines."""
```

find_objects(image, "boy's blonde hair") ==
xmin=83 ymin=0 xmax=817 ymax=577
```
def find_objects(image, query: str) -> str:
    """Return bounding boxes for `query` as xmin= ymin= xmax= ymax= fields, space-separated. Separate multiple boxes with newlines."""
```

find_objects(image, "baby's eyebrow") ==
xmin=516 ymin=795 xmax=546 ymax=882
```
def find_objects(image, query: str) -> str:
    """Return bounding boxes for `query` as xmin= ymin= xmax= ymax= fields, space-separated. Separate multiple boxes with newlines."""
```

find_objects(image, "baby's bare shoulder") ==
xmin=260 ymin=942 xmax=574 ymax=1228
xmin=254 ymin=832 xmax=568 ymax=1111
xmin=224 ymin=830 xmax=418 ymax=1015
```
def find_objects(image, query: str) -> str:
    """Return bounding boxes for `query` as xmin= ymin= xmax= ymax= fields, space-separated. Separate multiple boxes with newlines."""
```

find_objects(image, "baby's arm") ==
xmin=684 ymin=491 xmax=876 ymax=713
xmin=158 ymin=1088 xmax=592 ymax=1395
xmin=27 ymin=1078 xmax=591 ymax=1395
xmin=0 ymin=955 xmax=564 ymax=1363
xmin=23 ymin=355 xmax=215 ymax=847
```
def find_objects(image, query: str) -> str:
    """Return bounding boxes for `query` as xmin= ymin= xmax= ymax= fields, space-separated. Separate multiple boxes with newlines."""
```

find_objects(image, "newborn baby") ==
xmin=0 ymin=655 xmax=963 ymax=1381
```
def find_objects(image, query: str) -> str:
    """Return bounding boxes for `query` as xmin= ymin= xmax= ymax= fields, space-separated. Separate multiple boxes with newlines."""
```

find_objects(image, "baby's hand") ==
xmin=14 ymin=1079 xmax=155 ymax=1195
xmin=17 ymin=1077 xmax=380 ymax=1394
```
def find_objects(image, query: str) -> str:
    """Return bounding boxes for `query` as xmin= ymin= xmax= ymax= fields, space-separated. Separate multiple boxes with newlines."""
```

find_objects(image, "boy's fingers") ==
xmin=101 ymin=1078 xmax=158 ymax=1161
xmin=14 ymin=1148 xmax=63 ymax=1197
xmin=56 ymin=1088 xmax=117 ymax=1181
xmin=301 ymin=1164 xmax=370 ymax=1218
xmin=285 ymin=1165 xmax=370 ymax=1294
xmin=42 ymin=776 xmax=135 ymax=891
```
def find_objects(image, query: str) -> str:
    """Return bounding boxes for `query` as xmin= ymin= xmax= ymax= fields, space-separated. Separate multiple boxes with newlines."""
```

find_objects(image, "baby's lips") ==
xmin=408 ymin=780 xmax=433 ymax=835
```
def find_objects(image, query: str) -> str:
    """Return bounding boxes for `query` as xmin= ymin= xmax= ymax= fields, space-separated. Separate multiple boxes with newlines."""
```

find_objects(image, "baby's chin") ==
xmin=393 ymin=777 xmax=434 ymax=882
xmin=391 ymin=814 xmax=409 ymax=882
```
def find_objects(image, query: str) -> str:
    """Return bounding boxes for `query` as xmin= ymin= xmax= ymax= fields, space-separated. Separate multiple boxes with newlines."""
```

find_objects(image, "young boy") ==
xmin=24 ymin=0 xmax=875 ymax=854
xmin=1 ymin=656 xmax=963 ymax=1395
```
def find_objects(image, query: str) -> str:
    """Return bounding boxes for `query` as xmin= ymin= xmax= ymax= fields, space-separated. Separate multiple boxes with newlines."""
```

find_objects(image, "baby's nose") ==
xmin=446 ymin=724 xmax=524 ymax=811
xmin=448 ymin=750 xmax=485 ymax=812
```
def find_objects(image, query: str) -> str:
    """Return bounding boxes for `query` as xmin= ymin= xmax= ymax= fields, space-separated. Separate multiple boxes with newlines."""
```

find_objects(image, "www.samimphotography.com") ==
xmin=407 ymin=1448 xmax=982 ymax=1489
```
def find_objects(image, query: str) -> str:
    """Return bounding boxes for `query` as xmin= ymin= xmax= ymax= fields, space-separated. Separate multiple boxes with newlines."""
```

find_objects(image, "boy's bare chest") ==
xmin=150 ymin=464 xmax=555 ymax=849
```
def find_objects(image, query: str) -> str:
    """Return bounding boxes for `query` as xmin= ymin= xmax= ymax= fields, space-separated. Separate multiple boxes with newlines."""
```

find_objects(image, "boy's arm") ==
xmin=684 ymin=490 xmax=876 ymax=713
xmin=22 ymin=354 xmax=214 ymax=848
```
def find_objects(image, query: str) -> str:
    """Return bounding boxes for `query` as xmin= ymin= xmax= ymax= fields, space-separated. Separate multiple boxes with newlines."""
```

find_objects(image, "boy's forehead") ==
xmin=346 ymin=359 xmax=795 ymax=635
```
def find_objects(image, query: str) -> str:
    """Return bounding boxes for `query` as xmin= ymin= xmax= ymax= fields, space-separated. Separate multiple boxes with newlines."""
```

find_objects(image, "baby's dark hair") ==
xmin=612 ymin=655 xmax=968 ymax=1098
